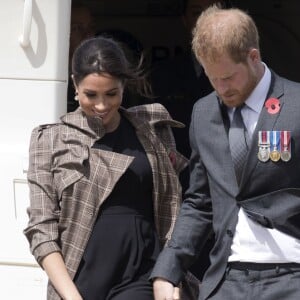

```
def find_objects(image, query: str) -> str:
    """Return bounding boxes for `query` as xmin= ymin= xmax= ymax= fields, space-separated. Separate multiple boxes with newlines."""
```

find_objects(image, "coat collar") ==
xmin=60 ymin=108 xmax=105 ymax=140
xmin=60 ymin=106 xmax=185 ymax=141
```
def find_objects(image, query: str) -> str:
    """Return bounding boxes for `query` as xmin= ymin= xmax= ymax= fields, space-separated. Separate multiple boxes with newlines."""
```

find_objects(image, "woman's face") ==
xmin=75 ymin=72 xmax=124 ymax=132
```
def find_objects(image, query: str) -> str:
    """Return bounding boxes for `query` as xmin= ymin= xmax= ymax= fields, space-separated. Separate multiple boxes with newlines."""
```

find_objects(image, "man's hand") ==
xmin=153 ymin=277 xmax=180 ymax=300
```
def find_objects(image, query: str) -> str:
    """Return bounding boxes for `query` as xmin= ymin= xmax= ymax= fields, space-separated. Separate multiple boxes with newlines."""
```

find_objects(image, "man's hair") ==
xmin=192 ymin=5 xmax=260 ymax=63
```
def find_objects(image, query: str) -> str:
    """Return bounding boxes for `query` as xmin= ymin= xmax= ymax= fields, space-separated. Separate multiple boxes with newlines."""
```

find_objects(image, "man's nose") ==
xmin=216 ymin=80 xmax=229 ymax=95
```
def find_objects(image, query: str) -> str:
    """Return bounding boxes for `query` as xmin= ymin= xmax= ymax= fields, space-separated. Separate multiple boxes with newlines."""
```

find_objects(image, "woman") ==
xmin=24 ymin=36 xmax=189 ymax=300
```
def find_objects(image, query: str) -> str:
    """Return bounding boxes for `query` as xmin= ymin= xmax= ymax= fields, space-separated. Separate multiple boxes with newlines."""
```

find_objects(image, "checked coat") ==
xmin=24 ymin=103 xmax=191 ymax=299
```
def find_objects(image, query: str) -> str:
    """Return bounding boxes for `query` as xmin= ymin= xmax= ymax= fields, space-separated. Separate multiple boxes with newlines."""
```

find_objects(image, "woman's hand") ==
xmin=153 ymin=277 xmax=180 ymax=300
xmin=41 ymin=252 xmax=83 ymax=300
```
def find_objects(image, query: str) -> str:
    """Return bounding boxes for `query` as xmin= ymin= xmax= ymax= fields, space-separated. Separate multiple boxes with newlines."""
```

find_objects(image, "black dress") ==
xmin=74 ymin=116 xmax=160 ymax=300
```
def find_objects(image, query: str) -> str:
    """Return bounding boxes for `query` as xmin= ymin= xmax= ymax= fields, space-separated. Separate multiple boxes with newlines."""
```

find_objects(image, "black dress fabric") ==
xmin=74 ymin=116 xmax=160 ymax=300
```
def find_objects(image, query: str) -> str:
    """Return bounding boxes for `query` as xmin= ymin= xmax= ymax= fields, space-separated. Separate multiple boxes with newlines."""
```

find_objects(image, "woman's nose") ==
xmin=94 ymin=98 xmax=106 ymax=110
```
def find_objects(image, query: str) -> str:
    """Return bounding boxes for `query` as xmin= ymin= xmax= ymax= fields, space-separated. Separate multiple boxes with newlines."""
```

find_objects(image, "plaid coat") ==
xmin=24 ymin=103 xmax=190 ymax=299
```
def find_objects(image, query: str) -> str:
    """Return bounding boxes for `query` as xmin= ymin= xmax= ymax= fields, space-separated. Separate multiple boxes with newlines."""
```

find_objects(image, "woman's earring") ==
xmin=74 ymin=92 xmax=79 ymax=101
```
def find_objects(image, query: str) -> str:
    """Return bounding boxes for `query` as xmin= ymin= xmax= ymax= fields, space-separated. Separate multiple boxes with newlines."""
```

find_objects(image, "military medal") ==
xmin=269 ymin=130 xmax=281 ymax=162
xmin=257 ymin=131 xmax=270 ymax=162
xmin=270 ymin=151 xmax=281 ymax=162
xmin=280 ymin=130 xmax=291 ymax=162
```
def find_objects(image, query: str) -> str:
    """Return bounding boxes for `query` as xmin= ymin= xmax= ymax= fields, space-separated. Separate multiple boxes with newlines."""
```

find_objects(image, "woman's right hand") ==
xmin=64 ymin=296 xmax=83 ymax=300
xmin=153 ymin=277 xmax=180 ymax=300
xmin=41 ymin=252 xmax=83 ymax=300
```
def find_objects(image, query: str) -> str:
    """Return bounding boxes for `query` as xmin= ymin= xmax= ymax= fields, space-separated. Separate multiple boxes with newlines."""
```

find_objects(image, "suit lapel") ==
xmin=205 ymin=96 xmax=240 ymax=193
xmin=240 ymin=73 xmax=285 ymax=188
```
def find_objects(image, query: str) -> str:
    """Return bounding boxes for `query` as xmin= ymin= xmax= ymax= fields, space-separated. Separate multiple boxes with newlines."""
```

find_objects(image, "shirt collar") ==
xmin=245 ymin=62 xmax=271 ymax=114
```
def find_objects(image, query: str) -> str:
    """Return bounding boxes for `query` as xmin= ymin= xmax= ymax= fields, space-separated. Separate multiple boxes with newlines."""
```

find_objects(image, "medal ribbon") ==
xmin=258 ymin=130 xmax=270 ymax=145
xmin=270 ymin=130 xmax=280 ymax=151
xmin=281 ymin=130 xmax=291 ymax=151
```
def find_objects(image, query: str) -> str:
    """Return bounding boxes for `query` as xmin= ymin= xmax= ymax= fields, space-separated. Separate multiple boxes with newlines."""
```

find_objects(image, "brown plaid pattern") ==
xmin=24 ymin=104 xmax=189 ymax=299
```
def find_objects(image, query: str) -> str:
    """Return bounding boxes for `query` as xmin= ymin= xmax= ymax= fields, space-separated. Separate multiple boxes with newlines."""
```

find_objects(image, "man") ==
xmin=151 ymin=5 xmax=300 ymax=300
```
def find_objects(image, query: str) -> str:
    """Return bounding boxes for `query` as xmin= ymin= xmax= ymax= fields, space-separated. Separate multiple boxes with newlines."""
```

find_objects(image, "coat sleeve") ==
xmin=23 ymin=126 xmax=61 ymax=265
xmin=150 ymin=104 xmax=213 ymax=285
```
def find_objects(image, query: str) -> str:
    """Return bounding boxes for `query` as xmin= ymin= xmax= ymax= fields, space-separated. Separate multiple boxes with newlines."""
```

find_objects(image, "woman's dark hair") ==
xmin=72 ymin=36 xmax=152 ymax=97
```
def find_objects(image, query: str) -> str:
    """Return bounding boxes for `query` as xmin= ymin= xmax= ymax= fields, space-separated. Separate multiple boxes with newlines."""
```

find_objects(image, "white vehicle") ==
xmin=0 ymin=0 xmax=70 ymax=298
xmin=0 ymin=0 xmax=299 ymax=299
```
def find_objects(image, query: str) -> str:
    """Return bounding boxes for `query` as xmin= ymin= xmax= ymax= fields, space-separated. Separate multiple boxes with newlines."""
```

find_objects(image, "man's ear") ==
xmin=249 ymin=48 xmax=260 ymax=63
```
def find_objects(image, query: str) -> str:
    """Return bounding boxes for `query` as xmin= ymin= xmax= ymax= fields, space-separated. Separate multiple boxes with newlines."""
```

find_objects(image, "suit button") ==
xmin=226 ymin=229 xmax=234 ymax=238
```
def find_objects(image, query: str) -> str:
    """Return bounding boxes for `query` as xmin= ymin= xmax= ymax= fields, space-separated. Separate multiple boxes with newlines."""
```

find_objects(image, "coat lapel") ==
xmin=59 ymin=108 xmax=134 ymax=210
xmin=205 ymin=95 xmax=240 ymax=194
xmin=240 ymin=73 xmax=285 ymax=188
xmin=89 ymin=149 xmax=134 ymax=207
xmin=123 ymin=110 xmax=182 ymax=245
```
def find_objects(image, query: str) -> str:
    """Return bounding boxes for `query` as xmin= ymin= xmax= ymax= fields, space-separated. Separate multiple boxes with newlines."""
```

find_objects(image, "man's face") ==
xmin=201 ymin=52 xmax=260 ymax=108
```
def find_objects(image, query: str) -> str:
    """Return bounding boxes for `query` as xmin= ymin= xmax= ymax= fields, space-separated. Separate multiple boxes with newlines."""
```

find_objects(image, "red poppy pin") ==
xmin=169 ymin=151 xmax=177 ymax=167
xmin=265 ymin=98 xmax=280 ymax=114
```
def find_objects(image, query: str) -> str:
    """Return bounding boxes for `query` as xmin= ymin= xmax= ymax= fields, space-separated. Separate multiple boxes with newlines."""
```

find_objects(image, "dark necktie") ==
xmin=229 ymin=106 xmax=249 ymax=184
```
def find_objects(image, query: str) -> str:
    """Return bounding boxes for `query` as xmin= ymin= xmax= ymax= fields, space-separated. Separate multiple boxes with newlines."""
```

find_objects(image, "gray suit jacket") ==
xmin=151 ymin=72 xmax=300 ymax=299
